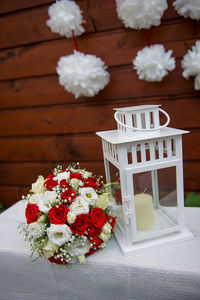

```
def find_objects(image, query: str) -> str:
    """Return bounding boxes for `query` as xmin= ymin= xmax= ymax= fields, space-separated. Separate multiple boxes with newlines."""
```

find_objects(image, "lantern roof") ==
xmin=96 ymin=127 xmax=189 ymax=145
xmin=113 ymin=104 xmax=160 ymax=112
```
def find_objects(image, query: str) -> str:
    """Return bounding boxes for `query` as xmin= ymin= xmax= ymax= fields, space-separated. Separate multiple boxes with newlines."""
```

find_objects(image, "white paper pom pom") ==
xmin=182 ymin=40 xmax=200 ymax=90
xmin=57 ymin=51 xmax=110 ymax=98
xmin=133 ymin=44 xmax=176 ymax=82
xmin=46 ymin=0 xmax=85 ymax=38
xmin=115 ymin=0 xmax=168 ymax=29
xmin=173 ymin=0 xmax=200 ymax=20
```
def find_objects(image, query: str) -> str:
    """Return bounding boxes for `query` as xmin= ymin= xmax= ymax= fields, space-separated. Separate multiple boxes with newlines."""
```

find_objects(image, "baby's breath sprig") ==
xmin=53 ymin=164 xmax=63 ymax=175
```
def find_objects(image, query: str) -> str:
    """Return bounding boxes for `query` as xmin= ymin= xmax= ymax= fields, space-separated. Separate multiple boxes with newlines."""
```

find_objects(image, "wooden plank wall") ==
xmin=0 ymin=0 xmax=200 ymax=206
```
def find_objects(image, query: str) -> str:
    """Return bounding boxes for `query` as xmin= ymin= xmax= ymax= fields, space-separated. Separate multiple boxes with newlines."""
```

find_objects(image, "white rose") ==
xmin=67 ymin=211 xmax=76 ymax=224
xmin=31 ymin=176 xmax=45 ymax=193
xmin=38 ymin=191 xmax=57 ymax=213
xmin=47 ymin=224 xmax=72 ymax=246
xmin=77 ymin=168 xmax=84 ymax=173
xmin=43 ymin=239 xmax=59 ymax=258
xmin=99 ymin=232 xmax=111 ymax=242
xmin=29 ymin=193 xmax=42 ymax=205
xmin=69 ymin=239 xmax=90 ymax=257
xmin=95 ymin=193 xmax=114 ymax=210
xmin=102 ymin=222 xmax=112 ymax=235
xmin=80 ymin=187 xmax=98 ymax=205
xmin=78 ymin=255 xmax=86 ymax=264
xmin=27 ymin=222 xmax=45 ymax=238
xmin=82 ymin=171 xmax=92 ymax=179
xmin=70 ymin=178 xmax=80 ymax=191
xmin=79 ymin=181 xmax=84 ymax=187
xmin=69 ymin=196 xmax=89 ymax=216
xmin=54 ymin=171 xmax=70 ymax=183
xmin=43 ymin=191 xmax=57 ymax=202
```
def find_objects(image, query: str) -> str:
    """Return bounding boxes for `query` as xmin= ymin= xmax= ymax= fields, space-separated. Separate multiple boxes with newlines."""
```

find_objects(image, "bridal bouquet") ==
xmin=19 ymin=163 xmax=116 ymax=265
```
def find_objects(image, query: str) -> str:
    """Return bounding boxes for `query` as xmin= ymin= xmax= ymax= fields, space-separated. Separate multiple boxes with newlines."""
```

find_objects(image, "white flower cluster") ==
xmin=28 ymin=223 xmax=46 ymax=239
xmin=115 ymin=0 xmax=168 ymax=29
xmin=182 ymin=40 xmax=200 ymax=90
xmin=57 ymin=51 xmax=110 ymax=98
xmin=133 ymin=44 xmax=176 ymax=82
xmin=46 ymin=0 xmax=85 ymax=38
xmin=20 ymin=164 xmax=116 ymax=265
xmin=173 ymin=0 xmax=200 ymax=20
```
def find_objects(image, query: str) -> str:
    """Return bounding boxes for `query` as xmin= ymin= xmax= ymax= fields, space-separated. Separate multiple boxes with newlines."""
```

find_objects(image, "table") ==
xmin=0 ymin=200 xmax=200 ymax=300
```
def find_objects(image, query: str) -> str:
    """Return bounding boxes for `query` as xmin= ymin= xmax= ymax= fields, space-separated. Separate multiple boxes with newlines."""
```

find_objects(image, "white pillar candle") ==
xmin=134 ymin=193 xmax=155 ymax=231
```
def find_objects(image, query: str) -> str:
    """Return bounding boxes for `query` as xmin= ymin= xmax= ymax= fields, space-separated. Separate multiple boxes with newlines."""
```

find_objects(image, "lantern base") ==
xmin=114 ymin=225 xmax=193 ymax=256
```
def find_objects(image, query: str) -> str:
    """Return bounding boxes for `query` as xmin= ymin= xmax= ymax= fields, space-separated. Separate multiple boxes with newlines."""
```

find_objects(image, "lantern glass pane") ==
xmin=107 ymin=162 xmax=125 ymax=234
xmin=132 ymin=166 xmax=178 ymax=242
xmin=157 ymin=166 xmax=178 ymax=225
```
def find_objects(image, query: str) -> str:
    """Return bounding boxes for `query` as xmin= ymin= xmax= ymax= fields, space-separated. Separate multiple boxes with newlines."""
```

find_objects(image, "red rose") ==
xmin=25 ymin=203 xmax=40 ymax=224
xmin=70 ymin=173 xmax=83 ymax=180
xmin=85 ymin=247 xmax=96 ymax=257
xmin=46 ymin=173 xmax=54 ymax=179
xmin=106 ymin=215 xmax=117 ymax=232
xmin=49 ymin=204 xmax=69 ymax=225
xmin=60 ymin=179 xmax=70 ymax=188
xmin=85 ymin=238 xmax=103 ymax=257
xmin=88 ymin=227 xmax=101 ymax=242
xmin=83 ymin=177 xmax=98 ymax=189
xmin=97 ymin=180 xmax=103 ymax=189
xmin=44 ymin=178 xmax=58 ymax=190
xmin=61 ymin=187 xmax=76 ymax=205
xmin=90 ymin=208 xmax=106 ymax=229
xmin=48 ymin=256 xmax=68 ymax=265
xmin=70 ymin=214 xmax=90 ymax=235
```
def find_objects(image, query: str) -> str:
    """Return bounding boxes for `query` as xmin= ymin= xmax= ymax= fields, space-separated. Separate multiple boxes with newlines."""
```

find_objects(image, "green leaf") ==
xmin=0 ymin=203 xmax=7 ymax=214
xmin=184 ymin=192 xmax=200 ymax=207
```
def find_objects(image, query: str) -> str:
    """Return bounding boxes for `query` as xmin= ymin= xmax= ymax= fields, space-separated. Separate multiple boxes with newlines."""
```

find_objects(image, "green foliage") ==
xmin=0 ymin=203 xmax=7 ymax=214
xmin=184 ymin=192 xmax=200 ymax=207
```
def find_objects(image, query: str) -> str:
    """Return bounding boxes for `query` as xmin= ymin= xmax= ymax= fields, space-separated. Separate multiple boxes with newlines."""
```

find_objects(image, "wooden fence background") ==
xmin=0 ymin=0 xmax=200 ymax=206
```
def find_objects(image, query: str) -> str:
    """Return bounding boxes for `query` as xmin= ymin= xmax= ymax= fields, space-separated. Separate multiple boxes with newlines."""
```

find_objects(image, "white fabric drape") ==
xmin=0 ymin=201 xmax=200 ymax=300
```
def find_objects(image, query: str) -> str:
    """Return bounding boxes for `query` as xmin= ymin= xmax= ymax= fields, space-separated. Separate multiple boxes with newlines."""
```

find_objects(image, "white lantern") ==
xmin=96 ymin=105 xmax=193 ymax=255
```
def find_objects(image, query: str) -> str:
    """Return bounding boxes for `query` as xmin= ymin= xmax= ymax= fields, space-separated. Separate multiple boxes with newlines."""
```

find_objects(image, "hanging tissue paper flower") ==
xmin=19 ymin=163 xmax=117 ymax=265
xmin=57 ymin=51 xmax=110 ymax=98
xmin=182 ymin=40 xmax=200 ymax=90
xmin=115 ymin=0 xmax=168 ymax=29
xmin=133 ymin=44 xmax=176 ymax=82
xmin=46 ymin=0 xmax=85 ymax=38
xmin=173 ymin=0 xmax=200 ymax=20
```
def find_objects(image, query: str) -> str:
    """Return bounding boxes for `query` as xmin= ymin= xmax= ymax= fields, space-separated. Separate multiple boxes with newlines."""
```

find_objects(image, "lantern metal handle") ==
xmin=114 ymin=108 xmax=170 ymax=131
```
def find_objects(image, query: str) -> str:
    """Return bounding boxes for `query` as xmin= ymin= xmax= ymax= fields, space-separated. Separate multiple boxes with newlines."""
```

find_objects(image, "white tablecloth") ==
xmin=0 ymin=201 xmax=200 ymax=300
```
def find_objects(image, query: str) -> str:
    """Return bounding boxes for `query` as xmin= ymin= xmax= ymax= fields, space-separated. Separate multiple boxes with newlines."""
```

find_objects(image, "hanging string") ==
xmin=144 ymin=29 xmax=151 ymax=47
xmin=72 ymin=30 xmax=79 ymax=51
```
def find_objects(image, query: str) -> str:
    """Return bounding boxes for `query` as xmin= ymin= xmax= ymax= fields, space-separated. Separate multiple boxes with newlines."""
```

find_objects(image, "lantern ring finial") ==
xmin=114 ymin=108 xmax=170 ymax=131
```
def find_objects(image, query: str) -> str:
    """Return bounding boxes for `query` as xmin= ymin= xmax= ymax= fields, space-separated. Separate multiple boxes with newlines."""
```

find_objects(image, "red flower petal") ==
xmin=70 ymin=173 xmax=83 ymax=180
xmin=49 ymin=204 xmax=69 ymax=225
xmin=48 ymin=256 xmax=68 ymax=265
xmin=25 ymin=203 xmax=40 ymax=224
